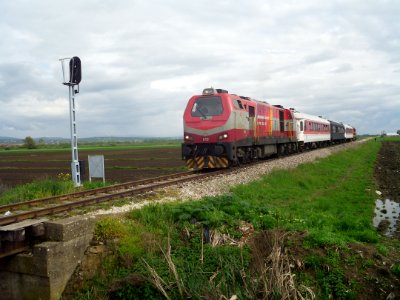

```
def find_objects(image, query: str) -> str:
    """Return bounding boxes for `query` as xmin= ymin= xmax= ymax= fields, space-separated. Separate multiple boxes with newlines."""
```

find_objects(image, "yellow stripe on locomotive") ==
xmin=186 ymin=155 xmax=229 ymax=170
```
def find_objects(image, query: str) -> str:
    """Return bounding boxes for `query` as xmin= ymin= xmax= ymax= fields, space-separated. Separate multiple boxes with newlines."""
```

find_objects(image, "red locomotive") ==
xmin=182 ymin=88 xmax=296 ymax=169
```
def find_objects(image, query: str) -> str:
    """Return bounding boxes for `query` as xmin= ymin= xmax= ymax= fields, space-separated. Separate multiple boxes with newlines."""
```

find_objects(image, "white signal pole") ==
xmin=68 ymin=84 xmax=81 ymax=186
xmin=60 ymin=57 xmax=82 ymax=187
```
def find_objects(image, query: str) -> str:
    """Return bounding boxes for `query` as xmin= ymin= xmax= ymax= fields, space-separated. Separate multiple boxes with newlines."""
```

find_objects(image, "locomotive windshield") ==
xmin=191 ymin=96 xmax=223 ymax=117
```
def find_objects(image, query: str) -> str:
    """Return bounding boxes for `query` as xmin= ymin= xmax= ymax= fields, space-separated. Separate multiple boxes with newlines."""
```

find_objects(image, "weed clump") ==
xmin=0 ymin=178 xmax=75 ymax=205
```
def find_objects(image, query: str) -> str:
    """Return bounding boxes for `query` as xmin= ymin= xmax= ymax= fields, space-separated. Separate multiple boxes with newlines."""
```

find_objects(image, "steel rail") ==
xmin=0 ymin=142 xmax=344 ymax=226
xmin=0 ymin=171 xmax=197 ymax=214
xmin=0 ymin=170 xmax=223 ymax=226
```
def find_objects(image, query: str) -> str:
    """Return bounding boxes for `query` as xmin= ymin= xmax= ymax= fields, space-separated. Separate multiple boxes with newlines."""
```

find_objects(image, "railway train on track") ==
xmin=182 ymin=88 xmax=356 ymax=169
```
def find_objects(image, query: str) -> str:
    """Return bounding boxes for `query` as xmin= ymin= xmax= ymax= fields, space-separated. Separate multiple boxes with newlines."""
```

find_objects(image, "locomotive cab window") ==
xmin=249 ymin=106 xmax=255 ymax=117
xmin=191 ymin=96 xmax=224 ymax=117
xmin=233 ymin=99 xmax=244 ymax=109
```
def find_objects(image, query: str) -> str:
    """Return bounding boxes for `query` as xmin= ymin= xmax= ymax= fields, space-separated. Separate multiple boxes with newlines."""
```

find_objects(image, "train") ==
xmin=182 ymin=88 xmax=356 ymax=170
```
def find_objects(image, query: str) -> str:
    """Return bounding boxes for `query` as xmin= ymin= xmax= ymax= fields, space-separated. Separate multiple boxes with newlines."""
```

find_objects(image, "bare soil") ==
xmin=0 ymin=147 xmax=184 ymax=187
xmin=283 ymin=231 xmax=400 ymax=300
xmin=374 ymin=141 xmax=400 ymax=201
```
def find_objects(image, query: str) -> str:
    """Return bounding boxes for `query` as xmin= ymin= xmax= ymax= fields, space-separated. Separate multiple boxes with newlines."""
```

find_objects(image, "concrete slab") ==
xmin=45 ymin=215 xmax=95 ymax=242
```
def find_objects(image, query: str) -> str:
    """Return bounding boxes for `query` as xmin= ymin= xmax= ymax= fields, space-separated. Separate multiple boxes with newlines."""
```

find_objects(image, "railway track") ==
xmin=0 ymin=168 xmax=230 ymax=258
xmin=0 ymin=142 xmax=359 ymax=258
xmin=0 ymin=146 xmax=323 ymax=227
xmin=0 ymin=141 xmax=357 ymax=227
xmin=0 ymin=170 xmax=223 ymax=226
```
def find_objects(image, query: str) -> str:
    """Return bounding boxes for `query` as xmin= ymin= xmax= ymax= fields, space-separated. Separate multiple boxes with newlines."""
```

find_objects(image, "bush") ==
xmin=23 ymin=136 xmax=37 ymax=149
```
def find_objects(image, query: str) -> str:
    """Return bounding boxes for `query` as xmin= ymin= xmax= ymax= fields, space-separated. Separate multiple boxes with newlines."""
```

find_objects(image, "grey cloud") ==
xmin=329 ymin=64 xmax=352 ymax=73
xmin=0 ymin=0 xmax=399 ymax=138
xmin=303 ymin=51 xmax=337 ymax=64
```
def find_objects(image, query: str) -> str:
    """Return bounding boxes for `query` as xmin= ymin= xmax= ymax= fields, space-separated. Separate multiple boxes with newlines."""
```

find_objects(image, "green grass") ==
xmin=0 ymin=179 xmax=76 ymax=205
xmin=0 ymin=141 xmax=181 ymax=153
xmin=67 ymin=140 xmax=391 ymax=299
xmin=5 ymin=140 xmax=394 ymax=299
xmin=0 ymin=177 xmax=113 ymax=205
xmin=380 ymin=136 xmax=400 ymax=142
xmin=232 ymin=140 xmax=380 ymax=246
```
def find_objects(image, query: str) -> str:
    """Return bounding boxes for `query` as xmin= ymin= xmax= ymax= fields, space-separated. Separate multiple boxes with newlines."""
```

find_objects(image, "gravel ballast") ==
xmin=90 ymin=139 xmax=368 ymax=217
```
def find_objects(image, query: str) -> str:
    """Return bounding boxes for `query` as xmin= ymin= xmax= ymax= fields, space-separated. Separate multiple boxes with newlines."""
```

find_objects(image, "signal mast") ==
xmin=59 ymin=56 xmax=82 ymax=187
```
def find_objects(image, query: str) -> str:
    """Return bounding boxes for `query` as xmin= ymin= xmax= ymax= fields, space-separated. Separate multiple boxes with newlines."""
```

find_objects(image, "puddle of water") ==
xmin=373 ymin=199 xmax=400 ymax=237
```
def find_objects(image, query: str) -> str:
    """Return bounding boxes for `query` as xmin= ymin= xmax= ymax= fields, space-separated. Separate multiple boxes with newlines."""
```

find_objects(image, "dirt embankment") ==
xmin=374 ymin=141 xmax=400 ymax=202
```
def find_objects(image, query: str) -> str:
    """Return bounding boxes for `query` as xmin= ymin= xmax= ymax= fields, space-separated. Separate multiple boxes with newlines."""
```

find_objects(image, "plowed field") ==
xmin=0 ymin=147 xmax=185 ymax=187
xmin=374 ymin=141 xmax=400 ymax=201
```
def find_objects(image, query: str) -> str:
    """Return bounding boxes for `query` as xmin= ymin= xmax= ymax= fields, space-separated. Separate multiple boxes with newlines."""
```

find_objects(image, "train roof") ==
xmin=328 ymin=120 xmax=344 ymax=127
xmin=342 ymin=123 xmax=354 ymax=130
xmin=292 ymin=111 xmax=330 ymax=124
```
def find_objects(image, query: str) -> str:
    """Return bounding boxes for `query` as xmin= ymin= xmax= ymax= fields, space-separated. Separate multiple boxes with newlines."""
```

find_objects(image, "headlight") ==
xmin=218 ymin=133 xmax=228 ymax=140
xmin=185 ymin=135 xmax=193 ymax=141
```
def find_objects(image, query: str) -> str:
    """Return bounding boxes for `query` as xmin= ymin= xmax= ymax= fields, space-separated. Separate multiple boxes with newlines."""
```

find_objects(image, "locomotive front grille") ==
xmin=186 ymin=156 xmax=229 ymax=169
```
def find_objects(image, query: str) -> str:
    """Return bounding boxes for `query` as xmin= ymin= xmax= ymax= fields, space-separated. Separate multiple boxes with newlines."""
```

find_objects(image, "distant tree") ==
xmin=23 ymin=136 xmax=37 ymax=149
xmin=397 ymin=129 xmax=400 ymax=135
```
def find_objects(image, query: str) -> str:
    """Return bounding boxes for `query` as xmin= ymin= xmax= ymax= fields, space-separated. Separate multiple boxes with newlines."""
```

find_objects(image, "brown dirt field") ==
xmin=0 ymin=147 xmax=185 ymax=188
xmin=374 ymin=141 xmax=400 ymax=201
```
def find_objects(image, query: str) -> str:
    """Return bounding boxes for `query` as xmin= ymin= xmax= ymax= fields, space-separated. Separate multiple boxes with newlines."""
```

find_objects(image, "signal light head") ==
xmin=69 ymin=56 xmax=82 ymax=85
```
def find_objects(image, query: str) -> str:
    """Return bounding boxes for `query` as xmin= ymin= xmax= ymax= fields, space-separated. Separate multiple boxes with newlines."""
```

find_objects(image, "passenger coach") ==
xmin=292 ymin=110 xmax=330 ymax=150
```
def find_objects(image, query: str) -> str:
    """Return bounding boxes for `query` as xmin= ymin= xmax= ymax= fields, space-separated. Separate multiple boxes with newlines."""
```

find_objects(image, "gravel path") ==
xmin=90 ymin=139 xmax=368 ymax=217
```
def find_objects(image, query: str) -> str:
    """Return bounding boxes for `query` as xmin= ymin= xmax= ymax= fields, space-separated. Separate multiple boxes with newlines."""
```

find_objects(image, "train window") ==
xmin=300 ymin=121 xmax=303 ymax=131
xmin=279 ymin=110 xmax=284 ymax=132
xmin=191 ymin=96 xmax=224 ymax=117
xmin=232 ymin=99 xmax=243 ymax=109
xmin=249 ymin=106 xmax=255 ymax=117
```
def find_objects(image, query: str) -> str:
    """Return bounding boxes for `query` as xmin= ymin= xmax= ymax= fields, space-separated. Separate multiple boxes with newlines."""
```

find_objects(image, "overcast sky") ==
xmin=0 ymin=0 xmax=399 ymax=138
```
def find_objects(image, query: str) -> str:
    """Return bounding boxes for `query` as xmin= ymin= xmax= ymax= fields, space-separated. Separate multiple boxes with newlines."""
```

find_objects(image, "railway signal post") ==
xmin=59 ymin=56 xmax=82 ymax=187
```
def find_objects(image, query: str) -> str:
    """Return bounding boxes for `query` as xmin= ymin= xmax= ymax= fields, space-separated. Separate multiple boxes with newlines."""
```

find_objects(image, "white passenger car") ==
xmin=292 ymin=110 xmax=331 ymax=149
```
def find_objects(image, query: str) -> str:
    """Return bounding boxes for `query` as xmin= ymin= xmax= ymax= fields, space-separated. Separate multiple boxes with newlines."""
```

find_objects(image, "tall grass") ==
xmin=68 ymin=140 xmax=387 ymax=299
xmin=0 ymin=178 xmax=75 ymax=205
xmin=233 ymin=140 xmax=381 ymax=246
xmin=0 ymin=140 xmax=181 ymax=153
xmin=0 ymin=177 xmax=112 ymax=205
